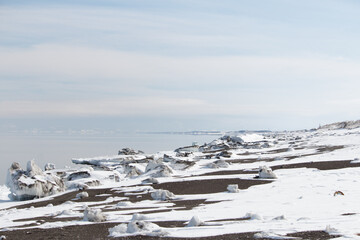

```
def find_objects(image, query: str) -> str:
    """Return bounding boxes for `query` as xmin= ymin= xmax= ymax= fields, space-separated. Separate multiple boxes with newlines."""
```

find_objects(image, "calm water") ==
xmin=0 ymin=133 xmax=218 ymax=184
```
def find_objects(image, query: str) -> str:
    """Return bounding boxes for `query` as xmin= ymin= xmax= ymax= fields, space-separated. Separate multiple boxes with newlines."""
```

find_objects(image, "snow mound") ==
xmin=258 ymin=166 xmax=277 ymax=179
xmin=151 ymin=189 xmax=175 ymax=200
xmin=6 ymin=160 xmax=65 ymax=201
xmin=227 ymin=184 xmax=240 ymax=193
xmin=76 ymin=191 xmax=89 ymax=199
xmin=186 ymin=216 xmax=203 ymax=227
xmin=83 ymin=207 xmax=106 ymax=222
xmin=109 ymin=221 xmax=167 ymax=237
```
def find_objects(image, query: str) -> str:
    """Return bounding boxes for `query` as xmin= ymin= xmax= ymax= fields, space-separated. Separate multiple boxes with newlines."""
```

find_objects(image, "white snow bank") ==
xmin=151 ymin=189 xmax=175 ymax=201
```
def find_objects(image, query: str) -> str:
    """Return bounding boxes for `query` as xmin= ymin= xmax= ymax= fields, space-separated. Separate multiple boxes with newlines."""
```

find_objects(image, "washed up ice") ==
xmin=6 ymin=160 xmax=65 ymax=201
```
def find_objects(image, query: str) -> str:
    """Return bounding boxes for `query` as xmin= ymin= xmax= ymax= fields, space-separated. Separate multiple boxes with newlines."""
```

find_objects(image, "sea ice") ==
xmin=6 ymin=160 xmax=65 ymax=200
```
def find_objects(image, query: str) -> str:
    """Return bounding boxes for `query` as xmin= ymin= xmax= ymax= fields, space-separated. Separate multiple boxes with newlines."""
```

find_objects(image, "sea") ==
xmin=0 ymin=133 xmax=220 ymax=185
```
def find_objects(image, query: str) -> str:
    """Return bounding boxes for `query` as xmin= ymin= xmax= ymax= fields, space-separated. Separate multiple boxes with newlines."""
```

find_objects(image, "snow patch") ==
xmin=151 ymin=189 xmax=175 ymax=201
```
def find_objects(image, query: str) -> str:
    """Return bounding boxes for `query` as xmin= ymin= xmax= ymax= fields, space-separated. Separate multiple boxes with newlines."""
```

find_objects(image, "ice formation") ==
xmin=6 ymin=160 xmax=65 ymax=200
xmin=44 ymin=163 xmax=56 ymax=171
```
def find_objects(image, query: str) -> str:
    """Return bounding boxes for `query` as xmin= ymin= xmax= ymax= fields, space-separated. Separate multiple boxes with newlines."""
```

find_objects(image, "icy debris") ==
xmin=76 ymin=191 xmax=89 ymax=199
xmin=245 ymin=213 xmax=262 ymax=220
xmin=67 ymin=171 xmax=90 ymax=181
xmin=125 ymin=166 xmax=142 ymax=178
xmin=151 ymin=189 xmax=175 ymax=201
xmin=258 ymin=166 xmax=277 ymax=179
xmin=44 ymin=163 xmax=56 ymax=171
xmin=131 ymin=213 xmax=148 ymax=221
xmin=66 ymin=179 xmax=100 ymax=190
xmin=145 ymin=161 xmax=173 ymax=178
xmin=83 ymin=207 xmax=106 ymax=222
xmin=6 ymin=160 xmax=65 ymax=201
xmin=186 ymin=216 xmax=203 ymax=227
xmin=254 ymin=232 xmax=294 ymax=239
xmin=227 ymin=184 xmax=240 ymax=193
xmin=109 ymin=221 xmax=167 ymax=237
xmin=207 ymin=159 xmax=229 ymax=169
xmin=118 ymin=148 xmax=144 ymax=155
xmin=216 ymin=150 xmax=232 ymax=158
xmin=142 ymin=177 xmax=159 ymax=184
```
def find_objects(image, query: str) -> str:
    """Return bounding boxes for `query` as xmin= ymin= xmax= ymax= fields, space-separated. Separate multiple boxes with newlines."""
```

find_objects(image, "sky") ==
xmin=1 ymin=0 xmax=360 ymax=133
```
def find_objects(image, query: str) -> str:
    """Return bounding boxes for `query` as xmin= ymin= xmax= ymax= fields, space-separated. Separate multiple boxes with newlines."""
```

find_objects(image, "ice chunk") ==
xmin=151 ymin=189 xmax=175 ymax=200
xmin=27 ymin=160 xmax=44 ymax=177
xmin=145 ymin=161 xmax=173 ymax=178
xmin=83 ymin=207 xmax=106 ymax=222
xmin=44 ymin=163 xmax=56 ymax=171
xmin=76 ymin=191 xmax=89 ymax=199
xmin=258 ymin=166 xmax=277 ymax=179
xmin=227 ymin=184 xmax=240 ymax=193
xmin=186 ymin=216 xmax=203 ymax=227
xmin=109 ymin=221 xmax=167 ymax=237
xmin=6 ymin=161 xmax=65 ymax=201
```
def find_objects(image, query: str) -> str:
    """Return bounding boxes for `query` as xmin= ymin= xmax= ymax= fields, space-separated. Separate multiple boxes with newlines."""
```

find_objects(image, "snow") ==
xmin=109 ymin=221 xmax=167 ymax=237
xmin=3 ymin=126 xmax=360 ymax=238
xmin=151 ymin=189 xmax=175 ymax=201
xmin=258 ymin=166 xmax=277 ymax=179
xmin=83 ymin=207 xmax=106 ymax=222
xmin=227 ymin=184 xmax=240 ymax=193
xmin=186 ymin=216 xmax=203 ymax=227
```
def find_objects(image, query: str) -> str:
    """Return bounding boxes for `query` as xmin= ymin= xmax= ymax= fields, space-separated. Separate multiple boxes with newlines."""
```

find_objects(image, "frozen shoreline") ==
xmin=1 ymin=126 xmax=360 ymax=239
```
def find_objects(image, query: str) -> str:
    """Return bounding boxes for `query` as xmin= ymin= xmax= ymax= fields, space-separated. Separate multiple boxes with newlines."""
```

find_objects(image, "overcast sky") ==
xmin=1 ymin=0 xmax=360 ymax=132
